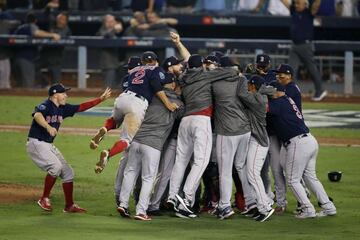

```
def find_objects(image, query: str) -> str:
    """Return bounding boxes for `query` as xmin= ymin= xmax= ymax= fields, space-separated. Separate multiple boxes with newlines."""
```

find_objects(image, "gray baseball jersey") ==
xmin=237 ymin=80 xmax=275 ymax=147
xmin=212 ymin=73 xmax=250 ymax=136
xmin=133 ymin=89 xmax=184 ymax=150
xmin=178 ymin=68 xmax=238 ymax=116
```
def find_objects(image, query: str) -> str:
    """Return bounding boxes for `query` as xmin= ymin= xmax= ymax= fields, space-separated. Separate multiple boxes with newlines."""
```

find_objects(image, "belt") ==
xmin=124 ymin=90 xmax=146 ymax=102
xmin=283 ymin=134 xmax=308 ymax=147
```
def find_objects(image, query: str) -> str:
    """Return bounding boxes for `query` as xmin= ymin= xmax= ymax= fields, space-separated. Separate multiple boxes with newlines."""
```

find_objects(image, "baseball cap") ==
xmin=256 ymin=54 xmax=271 ymax=67
xmin=275 ymin=64 xmax=294 ymax=76
xmin=188 ymin=54 xmax=204 ymax=69
xmin=141 ymin=51 xmax=158 ymax=62
xmin=204 ymin=55 xmax=220 ymax=65
xmin=48 ymin=83 xmax=71 ymax=96
xmin=249 ymin=75 xmax=266 ymax=90
xmin=161 ymin=72 xmax=176 ymax=85
xmin=269 ymin=81 xmax=285 ymax=92
xmin=162 ymin=56 xmax=183 ymax=71
xmin=123 ymin=56 xmax=142 ymax=70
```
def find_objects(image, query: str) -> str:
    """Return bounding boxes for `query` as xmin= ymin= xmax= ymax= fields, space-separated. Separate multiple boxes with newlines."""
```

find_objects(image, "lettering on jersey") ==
xmin=46 ymin=115 xmax=63 ymax=123
xmin=132 ymin=68 xmax=145 ymax=84
xmin=288 ymin=97 xmax=303 ymax=119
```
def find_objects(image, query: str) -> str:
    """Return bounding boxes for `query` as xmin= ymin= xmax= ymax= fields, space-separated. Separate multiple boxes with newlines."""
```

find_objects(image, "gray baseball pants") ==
xmin=217 ymin=132 xmax=256 ymax=210
xmin=26 ymin=138 xmax=74 ymax=182
xmin=168 ymin=115 xmax=212 ymax=206
xmin=281 ymin=134 xmax=336 ymax=214
xmin=119 ymin=141 xmax=161 ymax=215
xmin=148 ymin=138 xmax=177 ymax=211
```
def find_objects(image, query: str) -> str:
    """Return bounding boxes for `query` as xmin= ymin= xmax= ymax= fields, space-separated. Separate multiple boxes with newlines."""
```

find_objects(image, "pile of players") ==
xmin=89 ymin=32 xmax=337 ymax=221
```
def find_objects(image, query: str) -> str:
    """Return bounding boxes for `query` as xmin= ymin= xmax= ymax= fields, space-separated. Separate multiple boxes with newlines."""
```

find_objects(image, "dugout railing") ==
xmin=0 ymin=35 xmax=359 ymax=94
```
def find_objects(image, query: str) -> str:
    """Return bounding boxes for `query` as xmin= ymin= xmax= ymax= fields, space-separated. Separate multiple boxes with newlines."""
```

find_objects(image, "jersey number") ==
xmin=288 ymin=97 xmax=303 ymax=119
xmin=131 ymin=69 xmax=145 ymax=85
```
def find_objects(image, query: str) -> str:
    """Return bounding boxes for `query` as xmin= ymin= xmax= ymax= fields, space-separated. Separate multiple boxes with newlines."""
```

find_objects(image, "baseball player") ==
xmin=167 ymin=53 xmax=239 ymax=219
xmin=26 ymin=84 xmax=111 ymax=213
xmin=117 ymin=73 xmax=184 ymax=221
xmin=211 ymin=56 xmax=257 ymax=220
xmin=90 ymin=51 xmax=179 ymax=173
xmin=267 ymin=81 xmax=336 ymax=218
xmin=253 ymin=54 xmax=277 ymax=200
xmin=269 ymin=63 xmax=303 ymax=214
xmin=146 ymin=55 xmax=186 ymax=214
xmin=237 ymin=75 xmax=276 ymax=222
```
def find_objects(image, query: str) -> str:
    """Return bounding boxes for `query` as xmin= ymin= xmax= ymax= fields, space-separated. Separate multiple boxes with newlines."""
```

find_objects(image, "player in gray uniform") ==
xmin=117 ymin=74 xmax=184 ymax=221
xmin=167 ymin=53 xmax=239 ymax=219
xmin=211 ymin=56 xmax=256 ymax=220
xmin=237 ymin=75 xmax=276 ymax=222
xmin=147 ymin=55 xmax=185 ymax=213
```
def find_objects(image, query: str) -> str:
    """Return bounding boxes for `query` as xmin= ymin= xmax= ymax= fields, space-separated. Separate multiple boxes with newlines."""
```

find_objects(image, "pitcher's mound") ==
xmin=0 ymin=183 xmax=42 ymax=204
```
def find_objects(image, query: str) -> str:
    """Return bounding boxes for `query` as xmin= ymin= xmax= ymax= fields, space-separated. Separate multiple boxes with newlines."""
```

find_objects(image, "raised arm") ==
xmin=280 ymin=0 xmax=291 ymax=9
xmin=311 ymin=0 xmax=322 ymax=16
xmin=77 ymin=88 xmax=112 ymax=112
xmin=170 ymin=32 xmax=191 ymax=61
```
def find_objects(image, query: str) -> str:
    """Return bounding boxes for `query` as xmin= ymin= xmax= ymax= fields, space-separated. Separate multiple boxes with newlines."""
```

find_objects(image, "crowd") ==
xmin=1 ymin=0 xmax=360 ymax=16
xmin=0 ymin=0 xmax=355 ymax=94
xmin=27 ymin=30 xmax=337 ymax=221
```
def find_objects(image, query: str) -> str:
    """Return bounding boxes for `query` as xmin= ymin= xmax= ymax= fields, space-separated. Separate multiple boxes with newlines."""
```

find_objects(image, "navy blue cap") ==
xmin=123 ymin=56 xmax=142 ymax=70
xmin=162 ymin=56 xmax=183 ymax=71
xmin=188 ymin=54 xmax=204 ymax=69
xmin=204 ymin=55 xmax=220 ymax=65
xmin=141 ymin=51 xmax=158 ymax=62
xmin=220 ymin=56 xmax=238 ymax=67
xmin=269 ymin=81 xmax=286 ymax=92
xmin=249 ymin=75 xmax=266 ymax=90
xmin=161 ymin=72 xmax=176 ymax=85
xmin=256 ymin=54 xmax=271 ymax=67
xmin=48 ymin=83 xmax=71 ymax=96
xmin=275 ymin=64 xmax=294 ymax=76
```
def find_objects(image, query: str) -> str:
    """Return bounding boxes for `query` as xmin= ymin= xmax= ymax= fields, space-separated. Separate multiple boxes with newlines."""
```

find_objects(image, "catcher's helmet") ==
xmin=328 ymin=171 xmax=342 ymax=182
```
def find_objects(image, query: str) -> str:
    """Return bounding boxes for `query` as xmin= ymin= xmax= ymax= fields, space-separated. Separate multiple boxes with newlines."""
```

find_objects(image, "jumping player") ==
xmin=26 ymin=84 xmax=111 ymax=213
xmin=91 ymin=51 xmax=179 ymax=174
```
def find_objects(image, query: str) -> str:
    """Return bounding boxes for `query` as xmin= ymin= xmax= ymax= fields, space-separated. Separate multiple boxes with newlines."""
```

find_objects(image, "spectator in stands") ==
xmin=199 ymin=0 xmax=226 ymax=11
xmin=267 ymin=0 xmax=290 ymax=16
xmin=0 ymin=9 xmax=19 ymax=89
xmin=316 ymin=0 xmax=336 ymax=16
xmin=125 ymin=11 xmax=178 ymax=37
xmin=131 ymin=0 xmax=155 ymax=12
xmin=281 ymin=0 xmax=327 ymax=101
xmin=35 ymin=12 xmax=71 ymax=87
xmin=97 ymin=14 xmax=123 ymax=88
xmin=236 ymin=0 xmax=267 ymax=14
xmin=14 ymin=12 xmax=60 ymax=88
xmin=165 ymin=0 xmax=197 ymax=13
xmin=335 ymin=0 xmax=354 ymax=16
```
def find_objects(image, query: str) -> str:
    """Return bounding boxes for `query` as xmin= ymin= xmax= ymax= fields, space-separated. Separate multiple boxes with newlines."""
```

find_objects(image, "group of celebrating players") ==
xmin=27 ymin=32 xmax=336 ymax=222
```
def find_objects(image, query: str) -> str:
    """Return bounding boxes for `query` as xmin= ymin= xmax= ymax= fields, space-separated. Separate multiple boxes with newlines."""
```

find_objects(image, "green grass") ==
xmin=0 ymin=132 xmax=360 ymax=240
xmin=0 ymin=96 xmax=114 ymax=128
xmin=310 ymin=128 xmax=360 ymax=139
xmin=303 ymin=102 xmax=360 ymax=111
